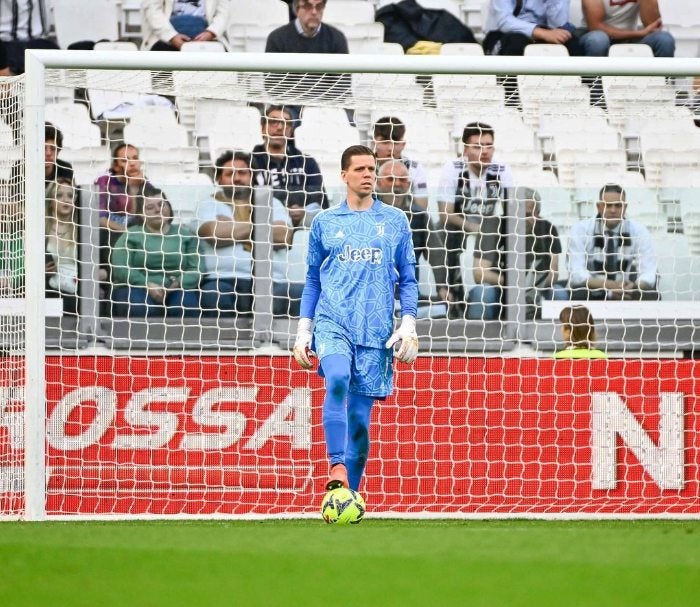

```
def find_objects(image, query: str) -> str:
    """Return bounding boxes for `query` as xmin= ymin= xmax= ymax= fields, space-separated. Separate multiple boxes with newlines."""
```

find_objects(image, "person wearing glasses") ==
xmin=265 ymin=0 xmax=348 ymax=54
xmin=437 ymin=122 xmax=514 ymax=317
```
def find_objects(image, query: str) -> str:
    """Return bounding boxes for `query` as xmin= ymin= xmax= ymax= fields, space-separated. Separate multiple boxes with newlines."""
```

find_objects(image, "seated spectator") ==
xmin=265 ymin=0 xmax=348 ymax=54
xmin=95 ymin=143 xmax=152 ymax=252
xmin=264 ymin=1 xmax=350 ymax=105
xmin=45 ymin=178 xmax=78 ymax=315
xmin=375 ymin=159 xmax=450 ymax=306
xmin=580 ymin=0 xmax=675 ymax=57
xmin=0 ymin=183 xmax=23 ymax=296
xmin=45 ymin=123 xmax=74 ymax=189
xmin=271 ymin=208 xmax=306 ymax=318
xmin=437 ymin=122 xmax=513 ymax=315
xmin=0 ymin=1 xmax=58 ymax=75
xmin=568 ymin=183 xmax=659 ymax=301
xmin=519 ymin=187 xmax=568 ymax=319
xmin=483 ymin=0 xmax=581 ymax=56
xmin=467 ymin=218 xmax=505 ymax=321
xmin=111 ymin=186 xmax=201 ymax=318
xmin=252 ymin=105 xmax=328 ymax=211
xmin=554 ymin=305 xmax=607 ymax=359
xmin=372 ymin=116 xmax=429 ymax=211
xmin=194 ymin=151 xmax=256 ymax=317
xmin=141 ymin=0 xmax=229 ymax=51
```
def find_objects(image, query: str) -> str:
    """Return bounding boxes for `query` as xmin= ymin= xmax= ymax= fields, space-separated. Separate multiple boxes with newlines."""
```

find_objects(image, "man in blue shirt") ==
xmin=483 ymin=0 xmax=582 ymax=56
xmin=293 ymin=145 xmax=419 ymax=492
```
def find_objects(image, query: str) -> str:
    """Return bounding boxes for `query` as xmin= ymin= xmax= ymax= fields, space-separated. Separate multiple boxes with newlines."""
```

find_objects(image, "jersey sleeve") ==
xmin=305 ymin=214 xmax=326 ymax=268
xmin=396 ymin=213 xmax=418 ymax=318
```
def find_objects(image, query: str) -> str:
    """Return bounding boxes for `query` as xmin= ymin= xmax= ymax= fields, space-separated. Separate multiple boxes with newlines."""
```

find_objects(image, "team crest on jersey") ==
xmin=375 ymin=223 xmax=385 ymax=236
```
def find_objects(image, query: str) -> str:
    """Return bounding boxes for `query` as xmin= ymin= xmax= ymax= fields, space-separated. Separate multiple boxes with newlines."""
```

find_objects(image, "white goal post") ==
xmin=6 ymin=49 xmax=700 ymax=520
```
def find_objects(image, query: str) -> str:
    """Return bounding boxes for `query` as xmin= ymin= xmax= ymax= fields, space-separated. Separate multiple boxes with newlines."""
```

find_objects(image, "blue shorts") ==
xmin=314 ymin=327 xmax=393 ymax=398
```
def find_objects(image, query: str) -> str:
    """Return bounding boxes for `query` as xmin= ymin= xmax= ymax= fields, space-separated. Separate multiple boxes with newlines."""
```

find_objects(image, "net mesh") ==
xmin=2 ymin=62 xmax=700 ymax=518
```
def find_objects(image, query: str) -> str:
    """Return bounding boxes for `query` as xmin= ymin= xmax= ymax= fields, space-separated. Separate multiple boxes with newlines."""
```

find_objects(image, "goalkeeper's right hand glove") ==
xmin=293 ymin=318 xmax=314 ymax=369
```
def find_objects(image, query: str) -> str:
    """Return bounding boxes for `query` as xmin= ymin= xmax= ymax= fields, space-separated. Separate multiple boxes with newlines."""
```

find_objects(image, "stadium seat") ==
xmin=53 ymin=0 xmax=119 ymax=48
xmin=352 ymin=73 xmax=424 ymax=109
xmin=152 ymin=172 xmax=216 ymax=220
xmin=379 ymin=42 xmax=405 ymax=55
xmin=124 ymin=106 xmax=189 ymax=149
xmin=518 ymin=75 xmax=590 ymax=129
xmin=340 ymin=22 xmax=385 ymax=54
xmin=227 ymin=0 xmax=289 ymax=53
xmin=439 ymin=43 xmax=484 ymax=55
xmin=608 ymin=43 xmax=653 ymax=58
xmin=657 ymin=0 xmax=700 ymax=57
xmin=432 ymin=74 xmax=504 ymax=113
xmin=180 ymin=41 xmax=227 ymax=53
xmin=44 ymin=102 xmax=108 ymax=185
xmin=323 ymin=1 xmax=376 ymax=26
xmin=202 ymin=104 xmax=263 ymax=161
xmin=295 ymin=107 xmax=361 ymax=166
xmin=45 ymin=102 xmax=101 ymax=149
xmin=524 ymin=44 xmax=569 ymax=57
xmin=85 ymin=70 xmax=153 ymax=121
xmin=93 ymin=41 xmax=139 ymax=52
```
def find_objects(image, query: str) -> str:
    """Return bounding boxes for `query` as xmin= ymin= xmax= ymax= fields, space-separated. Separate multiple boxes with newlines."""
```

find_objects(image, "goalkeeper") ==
xmin=293 ymin=145 xmax=419 ymax=492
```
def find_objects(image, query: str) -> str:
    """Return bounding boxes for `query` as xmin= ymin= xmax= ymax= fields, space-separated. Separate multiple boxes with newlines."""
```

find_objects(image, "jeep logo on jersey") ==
xmin=337 ymin=244 xmax=383 ymax=264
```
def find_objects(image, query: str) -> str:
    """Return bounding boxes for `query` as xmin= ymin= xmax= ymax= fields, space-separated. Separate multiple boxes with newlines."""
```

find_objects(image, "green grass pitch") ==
xmin=1 ymin=519 xmax=699 ymax=607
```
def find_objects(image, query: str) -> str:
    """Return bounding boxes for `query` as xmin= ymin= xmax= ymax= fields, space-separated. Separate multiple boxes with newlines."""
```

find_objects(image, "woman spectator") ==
xmin=45 ymin=178 xmax=79 ymax=315
xmin=554 ymin=305 xmax=607 ymax=359
xmin=111 ymin=186 xmax=202 ymax=318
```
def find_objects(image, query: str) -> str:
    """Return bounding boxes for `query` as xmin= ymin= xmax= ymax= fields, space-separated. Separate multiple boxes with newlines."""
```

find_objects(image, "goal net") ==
xmin=2 ymin=50 xmax=700 ymax=519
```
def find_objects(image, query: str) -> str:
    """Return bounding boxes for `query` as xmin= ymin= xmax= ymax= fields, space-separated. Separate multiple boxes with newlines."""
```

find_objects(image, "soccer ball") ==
xmin=320 ymin=487 xmax=366 ymax=525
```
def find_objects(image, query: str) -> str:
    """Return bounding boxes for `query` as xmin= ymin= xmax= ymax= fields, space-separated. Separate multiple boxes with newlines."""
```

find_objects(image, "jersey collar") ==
xmin=338 ymin=197 xmax=383 ymax=214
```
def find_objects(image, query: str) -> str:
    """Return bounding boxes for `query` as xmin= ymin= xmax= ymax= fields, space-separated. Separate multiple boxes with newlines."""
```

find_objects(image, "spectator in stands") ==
xmin=252 ymin=105 xmax=328 ymax=213
xmin=376 ymin=159 xmax=451 ymax=307
xmin=45 ymin=178 xmax=78 ymax=315
xmin=554 ymin=305 xmax=607 ymax=359
xmin=271 ymin=199 xmax=306 ymax=318
xmin=141 ymin=0 xmax=230 ymax=51
xmin=568 ymin=183 xmax=659 ymax=301
xmin=437 ymin=122 xmax=513 ymax=316
xmin=195 ymin=151 xmax=256 ymax=317
xmin=519 ymin=187 xmax=568 ymax=319
xmin=483 ymin=0 xmax=582 ymax=56
xmin=264 ymin=1 xmax=350 ymax=108
xmin=112 ymin=185 xmax=201 ymax=318
xmin=580 ymin=0 xmax=675 ymax=58
xmin=45 ymin=123 xmax=74 ymax=189
xmin=95 ymin=143 xmax=151 ymax=247
xmin=265 ymin=0 xmax=348 ymax=54
xmin=0 ymin=0 xmax=58 ymax=75
xmin=0 ymin=181 xmax=23 ymax=296
xmin=372 ymin=116 xmax=429 ymax=211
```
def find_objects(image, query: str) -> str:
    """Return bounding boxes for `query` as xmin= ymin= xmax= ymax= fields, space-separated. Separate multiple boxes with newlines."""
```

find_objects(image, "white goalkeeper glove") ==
xmin=293 ymin=318 xmax=315 ymax=369
xmin=386 ymin=315 xmax=419 ymax=364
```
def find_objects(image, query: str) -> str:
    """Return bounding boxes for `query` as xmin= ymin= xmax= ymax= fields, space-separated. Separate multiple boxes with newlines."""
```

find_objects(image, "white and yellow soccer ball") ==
xmin=321 ymin=487 xmax=366 ymax=525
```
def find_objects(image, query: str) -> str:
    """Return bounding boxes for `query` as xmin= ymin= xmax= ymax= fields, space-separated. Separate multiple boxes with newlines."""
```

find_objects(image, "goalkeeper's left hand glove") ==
xmin=386 ymin=315 xmax=419 ymax=364
xmin=293 ymin=317 xmax=315 ymax=370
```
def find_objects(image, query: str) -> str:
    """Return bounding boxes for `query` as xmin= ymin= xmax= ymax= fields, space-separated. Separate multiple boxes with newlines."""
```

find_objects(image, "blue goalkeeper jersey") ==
xmin=304 ymin=198 xmax=418 ymax=348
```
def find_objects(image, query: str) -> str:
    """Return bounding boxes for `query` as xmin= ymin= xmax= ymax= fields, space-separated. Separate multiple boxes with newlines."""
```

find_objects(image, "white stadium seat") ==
xmin=54 ymin=0 xmax=119 ymax=48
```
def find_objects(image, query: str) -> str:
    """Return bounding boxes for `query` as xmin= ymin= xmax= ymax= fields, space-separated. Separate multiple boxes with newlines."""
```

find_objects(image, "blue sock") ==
xmin=320 ymin=354 xmax=351 ymax=467
xmin=346 ymin=393 xmax=374 ymax=491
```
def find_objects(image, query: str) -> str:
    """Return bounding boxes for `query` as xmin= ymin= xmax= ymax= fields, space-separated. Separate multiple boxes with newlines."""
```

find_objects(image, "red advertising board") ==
xmin=2 ymin=356 xmax=700 ymax=516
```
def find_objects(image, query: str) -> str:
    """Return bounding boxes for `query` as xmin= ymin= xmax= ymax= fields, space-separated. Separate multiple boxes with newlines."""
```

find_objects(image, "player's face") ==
xmin=463 ymin=133 xmax=495 ymax=170
xmin=295 ymin=0 xmax=325 ymax=33
xmin=342 ymin=154 xmax=376 ymax=198
xmin=263 ymin=109 xmax=293 ymax=147
xmin=597 ymin=191 xmax=626 ymax=229
xmin=373 ymin=136 xmax=406 ymax=160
